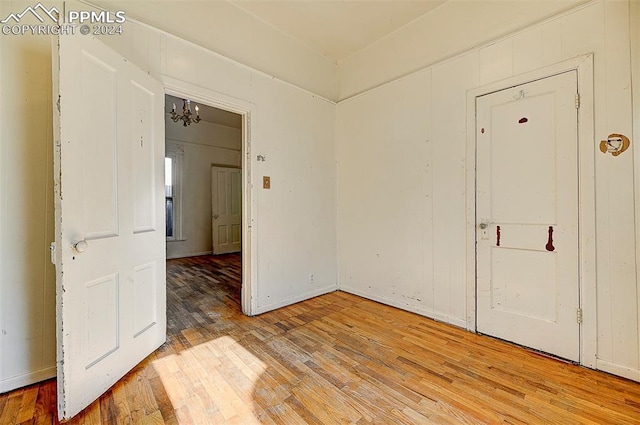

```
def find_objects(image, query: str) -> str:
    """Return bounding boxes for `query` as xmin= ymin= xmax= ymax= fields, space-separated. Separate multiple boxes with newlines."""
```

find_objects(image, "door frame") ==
xmin=162 ymin=76 xmax=256 ymax=316
xmin=464 ymin=54 xmax=596 ymax=367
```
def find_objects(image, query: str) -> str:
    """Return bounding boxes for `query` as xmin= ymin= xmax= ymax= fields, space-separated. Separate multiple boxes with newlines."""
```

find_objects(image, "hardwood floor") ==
xmin=1 ymin=254 xmax=639 ymax=424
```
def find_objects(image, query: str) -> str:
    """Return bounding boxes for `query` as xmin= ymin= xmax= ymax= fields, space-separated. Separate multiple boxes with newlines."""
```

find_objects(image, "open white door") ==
xmin=52 ymin=34 xmax=166 ymax=420
xmin=211 ymin=166 xmax=242 ymax=254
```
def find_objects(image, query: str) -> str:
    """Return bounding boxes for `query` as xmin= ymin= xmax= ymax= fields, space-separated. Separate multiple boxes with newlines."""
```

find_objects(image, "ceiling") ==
xmin=91 ymin=0 xmax=447 ymax=61
xmin=232 ymin=0 xmax=446 ymax=60
xmin=165 ymin=95 xmax=242 ymax=128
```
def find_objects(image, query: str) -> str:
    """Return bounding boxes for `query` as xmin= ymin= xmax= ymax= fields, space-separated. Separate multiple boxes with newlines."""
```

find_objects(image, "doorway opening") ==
xmin=164 ymin=93 xmax=248 ymax=320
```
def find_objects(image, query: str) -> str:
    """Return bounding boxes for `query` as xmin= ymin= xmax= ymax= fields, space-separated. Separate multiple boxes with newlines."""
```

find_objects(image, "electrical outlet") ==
xmin=309 ymin=273 xmax=315 ymax=284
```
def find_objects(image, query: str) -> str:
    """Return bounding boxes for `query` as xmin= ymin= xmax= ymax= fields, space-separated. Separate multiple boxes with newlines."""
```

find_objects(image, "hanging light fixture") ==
xmin=171 ymin=99 xmax=201 ymax=126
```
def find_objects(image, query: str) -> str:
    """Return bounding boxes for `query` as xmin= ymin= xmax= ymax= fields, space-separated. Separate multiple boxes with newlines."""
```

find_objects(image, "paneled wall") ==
xmin=337 ymin=0 xmax=639 ymax=381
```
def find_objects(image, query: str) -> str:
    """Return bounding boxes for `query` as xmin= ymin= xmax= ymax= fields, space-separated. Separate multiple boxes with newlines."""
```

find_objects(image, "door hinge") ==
xmin=575 ymin=93 xmax=580 ymax=109
xmin=576 ymin=308 xmax=583 ymax=324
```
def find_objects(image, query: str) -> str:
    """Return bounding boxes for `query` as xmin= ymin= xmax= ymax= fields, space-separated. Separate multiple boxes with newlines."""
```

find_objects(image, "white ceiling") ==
xmin=166 ymin=95 xmax=242 ymax=128
xmin=232 ymin=0 xmax=446 ymax=60
xmin=91 ymin=0 xmax=447 ymax=61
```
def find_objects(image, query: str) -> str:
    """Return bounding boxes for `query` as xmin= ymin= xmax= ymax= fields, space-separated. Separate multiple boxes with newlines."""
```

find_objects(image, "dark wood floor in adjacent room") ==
xmin=1 ymin=253 xmax=639 ymax=424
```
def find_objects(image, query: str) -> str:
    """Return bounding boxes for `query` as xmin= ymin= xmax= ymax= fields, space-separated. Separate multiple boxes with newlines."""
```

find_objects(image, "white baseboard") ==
xmin=166 ymin=251 xmax=213 ymax=260
xmin=1 ymin=366 xmax=56 ymax=394
xmin=340 ymin=285 xmax=467 ymax=329
xmin=253 ymin=284 xmax=338 ymax=315
xmin=596 ymin=359 xmax=640 ymax=383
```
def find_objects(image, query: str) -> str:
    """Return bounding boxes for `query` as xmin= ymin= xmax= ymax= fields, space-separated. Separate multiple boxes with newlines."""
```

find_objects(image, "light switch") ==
xmin=263 ymin=176 xmax=271 ymax=189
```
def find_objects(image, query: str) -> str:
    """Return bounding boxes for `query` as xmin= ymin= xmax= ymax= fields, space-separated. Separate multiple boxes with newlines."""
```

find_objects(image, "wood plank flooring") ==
xmin=1 ymin=254 xmax=639 ymax=424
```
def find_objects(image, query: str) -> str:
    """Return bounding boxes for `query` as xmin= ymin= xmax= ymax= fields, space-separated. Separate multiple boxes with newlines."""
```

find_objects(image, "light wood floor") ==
xmin=1 ymin=254 xmax=639 ymax=424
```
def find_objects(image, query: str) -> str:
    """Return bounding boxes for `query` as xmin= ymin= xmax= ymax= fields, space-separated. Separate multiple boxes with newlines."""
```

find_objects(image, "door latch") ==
xmin=49 ymin=242 xmax=56 ymax=265
xmin=479 ymin=221 xmax=490 ymax=240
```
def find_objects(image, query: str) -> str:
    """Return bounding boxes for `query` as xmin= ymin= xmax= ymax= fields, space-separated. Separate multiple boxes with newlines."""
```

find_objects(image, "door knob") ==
xmin=479 ymin=222 xmax=489 ymax=230
xmin=213 ymin=214 xmax=219 ymax=219
xmin=73 ymin=240 xmax=88 ymax=253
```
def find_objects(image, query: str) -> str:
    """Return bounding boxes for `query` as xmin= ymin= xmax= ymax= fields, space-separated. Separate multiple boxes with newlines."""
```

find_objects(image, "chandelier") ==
xmin=171 ymin=99 xmax=201 ymax=126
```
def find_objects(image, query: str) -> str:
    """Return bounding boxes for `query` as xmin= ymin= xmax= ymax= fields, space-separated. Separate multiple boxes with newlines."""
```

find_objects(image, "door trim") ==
xmin=162 ymin=76 xmax=256 ymax=316
xmin=464 ymin=54 xmax=595 ymax=367
xmin=211 ymin=163 xmax=241 ymax=169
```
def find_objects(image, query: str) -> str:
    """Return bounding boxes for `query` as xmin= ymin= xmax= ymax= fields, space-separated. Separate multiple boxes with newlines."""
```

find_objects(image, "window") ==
xmin=165 ymin=143 xmax=184 ymax=241
xmin=165 ymin=157 xmax=174 ymax=238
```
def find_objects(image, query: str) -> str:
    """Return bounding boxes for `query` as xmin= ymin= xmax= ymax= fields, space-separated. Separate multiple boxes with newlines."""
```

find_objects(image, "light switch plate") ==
xmin=263 ymin=176 xmax=271 ymax=189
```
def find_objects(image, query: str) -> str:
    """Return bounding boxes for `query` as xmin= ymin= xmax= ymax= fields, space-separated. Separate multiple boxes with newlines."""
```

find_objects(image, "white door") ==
xmin=476 ymin=71 xmax=580 ymax=361
xmin=211 ymin=166 xmax=242 ymax=254
xmin=52 ymin=34 xmax=166 ymax=420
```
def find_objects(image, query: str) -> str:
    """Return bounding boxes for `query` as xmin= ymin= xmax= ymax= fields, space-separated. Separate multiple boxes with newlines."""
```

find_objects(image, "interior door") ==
xmin=52 ymin=34 xmax=166 ymax=420
xmin=476 ymin=71 xmax=580 ymax=361
xmin=211 ymin=166 xmax=242 ymax=254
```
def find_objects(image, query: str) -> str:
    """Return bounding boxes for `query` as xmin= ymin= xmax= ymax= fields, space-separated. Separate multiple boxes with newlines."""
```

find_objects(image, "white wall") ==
xmin=337 ymin=0 xmax=640 ymax=381
xmin=0 ymin=1 xmax=59 ymax=392
xmin=165 ymin=118 xmax=242 ymax=259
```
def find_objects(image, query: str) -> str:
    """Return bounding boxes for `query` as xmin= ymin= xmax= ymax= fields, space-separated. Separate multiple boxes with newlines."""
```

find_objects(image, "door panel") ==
xmin=211 ymin=167 xmax=242 ymax=254
xmin=133 ymin=262 xmax=158 ymax=337
xmin=489 ymin=92 xmax=557 ymax=225
xmin=80 ymin=52 xmax=119 ymax=239
xmin=85 ymin=274 xmax=119 ymax=368
xmin=52 ymin=34 xmax=166 ymax=420
xmin=132 ymin=82 xmax=158 ymax=234
xmin=476 ymin=71 xmax=579 ymax=361
xmin=490 ymin=249 xmax=557 ymax=322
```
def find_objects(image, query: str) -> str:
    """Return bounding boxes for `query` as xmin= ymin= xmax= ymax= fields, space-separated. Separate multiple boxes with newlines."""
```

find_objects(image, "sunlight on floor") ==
xmin=153 ymin=335 xmax=267 ymax=423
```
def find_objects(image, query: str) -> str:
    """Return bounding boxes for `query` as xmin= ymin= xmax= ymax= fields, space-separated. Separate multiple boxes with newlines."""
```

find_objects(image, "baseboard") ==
xmin=253 ymin=284 xmax=338 ymax=315
xmin=166 ymin=251 xmax=213 ymax=260
xmin=0 ymin=366 xmax=56 ymax=394
xmin=339 ymin=285 xmax=468 ymax=329
xmin=596 ymin=359 xmax=640 ymax=383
